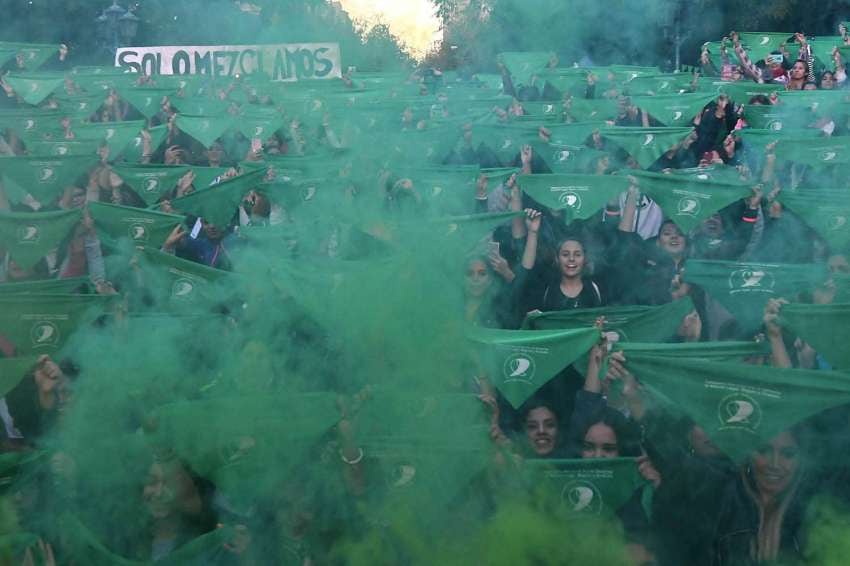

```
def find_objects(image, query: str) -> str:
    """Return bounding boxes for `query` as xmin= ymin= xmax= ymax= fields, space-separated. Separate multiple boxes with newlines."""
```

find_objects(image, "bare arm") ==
xmin=521 ymin=209 xmax=541 ymax=270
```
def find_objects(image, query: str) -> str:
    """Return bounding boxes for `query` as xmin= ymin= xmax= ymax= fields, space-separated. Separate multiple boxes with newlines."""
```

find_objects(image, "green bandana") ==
xmin=0 ymin=208 xmax=81 ymax=270
xmin=471 ymin=124 xmax=546 ymax=165
xmin=735 ymin=128 xmax=820 ymax=153
xmin=116 ymin=86 xmax=175 ymax=119
xmin=188 ymin=166 xmax=234 ymax=190
xmin=111 ymin=164 xmax=191 ymax=206
xmin=629 ymin=170 xmax=750 ymax=233
xmin=602 ymin=127 xmax=692 ymax=169
xmin=54 ymin=93 xmax=107 ymax=123
xmin=0 ymin=294 xmax=111 ymax=355
xmin=72 ymin=120 xmax=145 ymax=159
xmin=523 ymin=297 xmax=695 ymax=342
xmin=545 ymin=144 xmax=609 ymax=174
xmin=518 ymin=173 xmax=628 ymax=221
xmin=121 ymin=125 xmax=168 ymax=163
xmin=525 ymin=458 xmax=645 ymax=519
xmin=0 ymin=109 xmax=63 ymax=141
xmin=25 ymin=139 xmax=101 ymax=158
xmin=170 ymin=169 xmax=264 ymax=228
xmin=0 ymin=42 xmax=59 ymax=71
xmin=170 ymin=97 xmax=232 ymax=117
xmin=0 ymin=357 xmax=37 ymax=397
xmin=236 ymin=107 xmax=287 ymax=140
xmin=4 ymin=72 xmax=65 ymax=106
xmin=717 ymin=82 xmax=783 ymax=105
xmin=1 ymin=155 xmax=97 ymax=204
xmin=683 ymin=260 xmax=830 ymax=333
xmin=468 ymin=326 xmax=600 ymax=408
xmin=625 ymin=353 xmax=850 ymax=462
xmin=0 ymin=277 xmax=89 ymax=295
xmin=498 ymin=52 xmax=554 ymax=84
xmin=176 ymin=114 xmax=236 ymax=149
xmin=87 ymin=201 xmax=183 ymax=249
xmin=626 ymin=74 xmax=696 ymax=96
xmin=567 ymin=98 xmax=620 ymax=122
xmin=779 ymin=190 xmax=850 ymax=251
xmin=138 ymin=247 xmax=230 ymax=308
xmin=776 ymin=137 xmax=850 ymax=167
xmin=539 ymin=71 xmax=592 ymax=98
xmin=737 ymin=33 xmax=796 ymax=63
xmin=780 ymin=303 xmax=850 ymax=369
xmin=631 ymin=92 xmax=717 ymax=126
xmin=744 ymin=105 xmax=806 ymax=131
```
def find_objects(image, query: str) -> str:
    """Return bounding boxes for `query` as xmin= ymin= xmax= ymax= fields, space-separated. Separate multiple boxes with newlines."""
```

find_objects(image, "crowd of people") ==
xmin=1 ymin=24 xmax=850 ymax=565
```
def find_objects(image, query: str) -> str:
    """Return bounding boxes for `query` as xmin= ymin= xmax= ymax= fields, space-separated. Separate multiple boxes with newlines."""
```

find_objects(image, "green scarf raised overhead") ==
xmin=1 ymin=155 xmax=97 ymax=204
xmin=545 ymin=145 xmax=609 ymax=175
xmin=0 ymin=277 xmax=89 ymax=295
xmin=519 ymin=173 xmax=628 ymax=221
xmin=626 ymin=74 xmax=696 ymax=96
xmin=717 ymin=81 xmax=782 ymax=105
xmin=87 ymin=202 xmax=183 ymax=249
xmin=631 ymin=93 xmax=716 ymax=126
xmin=602 ymin=127 xmax=692 ymax=169
xmin=776 ymin=136 xmax=850 ymax=167
xmin=0 ymin=42 xmax=59 ymax=71
xmin=737 ymin=33 xmax=795 ymax=63
xmin=0 ymin=294 xmax=111 ymax=355
xmin=525 ymin=458 xmax=645 ymax=519
xmin=137 ymin=247 xmax=231 ymax=308
xmin=25 ymin=140 xmax=101 ymax=158
xmin=780 ymin=302 xmax=850 ymax=369
xmin=236 ymin=106 xmax=287 ymax=140
xmin=121 ymin=125 xmax=168 ymax=163
xmin=683 ymin=260 xmax=829 ymax=333
xmin=0 ymin=208 xmax=81 ymax=270
xmin=567 ymin=98 xmax=619 ymax=122
xmin=170 ymin=169 xmax=264 ymax=228
xmin=735 ymin=128 xmax=820 ymax=153
xmin=116 ymin=86 xmax=175 ymax=119
xmin=0 ymin=109 xmax=63 ymax=141
xmin=629 ymin=170 xmax=750 ymax=233
xmin=176 ymin=114 xmax=236 ymax=149
xmin=3 ymin=72 xmax=65 ymax=106
xmin=471 ymin=124 xmax=547 ymax=166
xmin=111 ymin=164 xmax=191 ymax=206
xmin=624 ymin=353 xmax=850 ymax=463
xmin=468 ymin=326 xmax=600 ymax=408
xmin=744 ymin=104 xmax=807 ymax=131
xmin=54 ymin=92 xmax=107 ymax=122
xmin=498 ymin=52 xmax=554 ymax=84
xmin=779 ymin=189 xmax=850 ymax=251
xmin=72 ymin=120 xmax=145 ymax=159
xmin=523 ymin=297 xmax=695 ymax=342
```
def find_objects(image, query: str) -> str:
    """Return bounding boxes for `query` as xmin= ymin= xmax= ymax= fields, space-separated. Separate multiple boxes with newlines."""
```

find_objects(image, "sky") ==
xmin=336 ymin=0 xmax=443 ymax=58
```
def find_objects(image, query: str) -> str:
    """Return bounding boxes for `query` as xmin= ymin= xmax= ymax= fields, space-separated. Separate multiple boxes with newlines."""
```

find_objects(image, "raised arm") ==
xmin=521 ymin=209 xmax=542 ymax=270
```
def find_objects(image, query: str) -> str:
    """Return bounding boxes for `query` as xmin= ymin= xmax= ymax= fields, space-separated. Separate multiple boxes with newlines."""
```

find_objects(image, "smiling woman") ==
xmin=337 ymin=0 xmax=442 ymax=58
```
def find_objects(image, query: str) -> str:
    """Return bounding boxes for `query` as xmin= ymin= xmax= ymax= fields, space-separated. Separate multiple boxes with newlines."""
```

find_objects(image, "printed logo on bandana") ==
xmin=302 ymin=186 xmax=316 ymax=201
xmin=561 ymin=480 xmax=603 ymax=515
xmin=544 ymin=104 xmax=555 ymax=114
xmin=660 ymin=81 xmax=670 ymax=90
xmin=38 ymin=167 xmax=55 ymax=183
xmin=558 ymin=191 xmax=582 ymax=210
xmin=829 ymin=215 xmax=847 ymax=230
xmin=30 ymin=321 xmax=60 ymax=348
xmin=143 ymin=178 xmax=160 ymax=193
xmin=129 ymin=224 xmax=148 ymax=241
xmin=391 ymin=464 xmax=417 ymax=488
xmin=642 ymin=134 xmax=655 ymax=146
xmin=729 ymin=269 xmax=775 ymax=294
xmin=555 ymin=150 xmax=571 ymax=162
xmin=503 ymin=353 xmax=536 ymax=383
xmin=54 ymin=145 xmax=68 ymax=156
xmin=768 ymin=120 xmax=783 ymax=131
xmin=672 ymin=111 xmax=683 ymax=121
xmin=431 ymin=185 xmax=444 ymax=197
xmin=133 ymin=137 xmax=142 ymax=148
xmin=29 ymin=82 xmax=38 ymax=93
xmin=821 ymin=151 xmax=838 ymax=162
xmin=760 ymin=36 xmax=771 ymax=45
xmin=171 ymin=278 xmax=195 ymax=299
xmin=253 ymin=126 xmax=264 ymax=137
xmin=677 ymin=197 xmax=701 ymax=217
xmin=105 ymin=128 xmax=115 ymax=140
xmin=24 ymin=119 xmax=35 ymax=130
xmin=501 ymin=138 xmax=513 ymax=151
xmin=78 ymin=102 xmax=88 ymax=111
xmin=718 ymin=393 xmax=762 ymax=431
xmin=200 ymin=120 xmax=210 ymax=131
xmin=144 ymin=97 xmax=153 ymax=107
xmin=16 ymin=225 xmax=40 ymax=243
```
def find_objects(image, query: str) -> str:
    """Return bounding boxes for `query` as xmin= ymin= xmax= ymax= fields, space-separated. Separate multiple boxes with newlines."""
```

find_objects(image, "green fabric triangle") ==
xmin=0 ymin=208 xmax=81 ymax=270
xmin=87 ymin=201 xmax=183 ymax=249
xmin=0 ymin=42 xmax=59 ymax=70
xmin=468 ymin=326 xmax=600 ymax=408
xmin=601 ymin=127 xmax=692 ymax=169
xmin=72 ymin=120 xmax=145 ymax=159
xmin=519 ymin=173 xmax=628 ymax=221
xmin=1 ymin=155 xmax=97 ymax=203
xmin=176 ymin=114 xmax=236 ymax=148
xmin=683 ymin=259 xmax=829 ymax=333
xmin=779 ymin=189 xmax=850 ymax=251
xmin=0 ymin=277 xmax=89 ymax=295
xmin=625 ymin=353 xmax=850 ymax=463
xmin=121 ymin=125 xmax=169 ymax=163
xmin=631 ymin=92 xmax=716 ymax=126
xmin=116 ymin=86 xmax=176 ymax=119
xmin=112 ymin=164 xmax=191 ymax=206
xmin=170 ymin=169 xmax=264 ymax=228
xmin=24 ymin=139 xmax=101 ymax=158
xmin=4 ymin=72 xmax=65 ymax=105
xmin=776 ymin=136 xmax=850 ymax=167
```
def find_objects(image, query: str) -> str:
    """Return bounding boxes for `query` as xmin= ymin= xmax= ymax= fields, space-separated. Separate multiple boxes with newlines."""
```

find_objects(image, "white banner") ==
xmin=115 ymin=43 xmax=342 ymax=82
